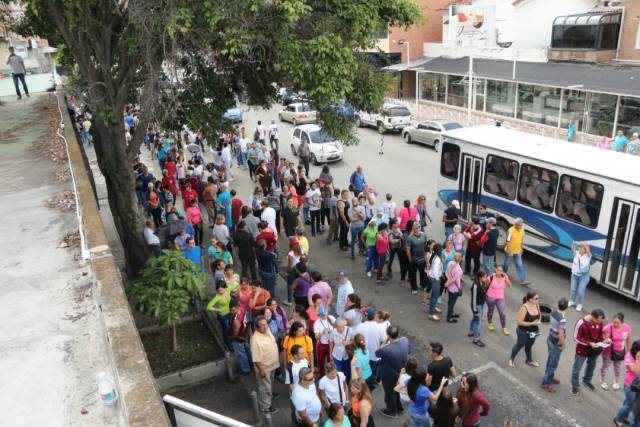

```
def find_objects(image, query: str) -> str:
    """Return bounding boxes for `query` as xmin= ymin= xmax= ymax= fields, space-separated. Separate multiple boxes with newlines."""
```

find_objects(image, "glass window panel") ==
xmin=617 ymin=96 xmax=640 ymax=135
xmin=475 ymin=78 xmax=485 ymax=112
xmin=585 ymin=92 xmax=617 ymax=136
xmin=561 ymin=89 xmax=586 ymax=129
xmin=517 ymin=84 xmax=559 ymax=125
xmin=440 ymin=142 xmax=460 ymax=180
xmin=517 ymin=164 xmax=558 ymax=213
xmin=600 ymin=23 xmax=620 ymax=50
xmin=484 ymin=155 xmax=518 ymax=200
xmin=551 ymin=25 xmax=597 ymax=48
xmin=420 ymin=72 xmax=447 ymax=104
xmin=556 ymin=175 xmax=603 ymax=228
xmin=486 ymin=80 xmax=516 ymax=118
xmin=447 ymin=75 xmax=468 ymax=108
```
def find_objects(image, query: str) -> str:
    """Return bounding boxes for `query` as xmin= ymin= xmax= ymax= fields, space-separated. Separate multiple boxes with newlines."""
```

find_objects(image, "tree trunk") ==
xmin=92 ymin=121 xmax=149 ymax=275
xmin=171 ymin=322 xmax=178 ymax=352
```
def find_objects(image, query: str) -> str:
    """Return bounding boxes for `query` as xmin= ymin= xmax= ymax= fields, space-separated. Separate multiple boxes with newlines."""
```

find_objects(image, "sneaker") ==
xmin=17 ymin=95 xmax=22 ymax=100
xmin=367 ymin=271 xmax=372 ymax=278
xmin=583 ymin=382 xmax=595 ymax=391
xmin=261 ymin=407 xmax=278 ymax=414
xmin=508 ymin=359 xmax=515 ymax=368
xmin=446 ymin=318 xmax=458 ymax=323
xmin=568 ymin=300 xmax=576 ymax=307
xmin=411 ymin=290 xmax=418 ymax=295
xmin=281 ymin=301 xmax=292 ymax=307
xmin=380 ymin=409 xmax=398 ymax=418
xmin=545 ymin=385 xmax=557 ymax=393
xmin=487 ymin=323 xmax=495 ymax=331
xmin=520 ymin=280 xmax=531 ymax=286
xmin=452 ymin=314 xmax=460 ymax=319
xmin=435 ymin=307 xmax=442 ymax=313
xmin=600 ymin=382 xmax=609 ymax=390
xmin=551 ymin=378 xmax=560 ymax=385
xmin=26 ymin=93 xmax=30 ymax=98
xmin=428 ymin=314 xmax=440 ymax=321
xmin=613 ymin=382 xmax=621 ymax=390
xmin=502 ymin=328 xmax=510 ymax=336
xmin=571 ymin=387 xmax=579 ymax=395
xmin=576 ymin=304 xmax=583 ymax=312
xmin=473 ymin=340 xmax=486 ymax=347
xmin=467 ymin=332 xmax=474 ymax=337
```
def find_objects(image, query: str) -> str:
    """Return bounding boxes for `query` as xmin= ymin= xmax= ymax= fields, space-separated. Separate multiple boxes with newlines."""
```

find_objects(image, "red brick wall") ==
xmin=618 ymin=1 xmax=640 ymax=61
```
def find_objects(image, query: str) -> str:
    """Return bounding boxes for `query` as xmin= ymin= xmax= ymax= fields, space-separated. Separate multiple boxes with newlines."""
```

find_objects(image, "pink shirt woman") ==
xmin=486 ymin=273 xmax=508 ymax=300
xmin=186 ymin=206 xmax=202 ymax=225
xmin=600 ymin=314 xmax=632 ymax=390
xmin=447 ymin=225 xmax=466 ymax=252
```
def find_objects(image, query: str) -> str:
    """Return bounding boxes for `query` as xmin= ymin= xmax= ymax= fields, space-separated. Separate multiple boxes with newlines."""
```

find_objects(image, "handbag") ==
xmin=577 ymin=256 xmax=590 ymax=276
xmin=608 ymin=325 xmax=626 ymax=362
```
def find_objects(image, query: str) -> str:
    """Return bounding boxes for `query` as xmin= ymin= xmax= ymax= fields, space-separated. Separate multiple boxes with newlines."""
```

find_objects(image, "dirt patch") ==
xmin=55 ymin=165 xmax=72 ymax=183
xmin=47 ymin=190 xmax=76 ymax=212
xmin=0 ymin=126 xmax=20 ymax=144
xmin=32 ymin=97 xmax=69 ymax=164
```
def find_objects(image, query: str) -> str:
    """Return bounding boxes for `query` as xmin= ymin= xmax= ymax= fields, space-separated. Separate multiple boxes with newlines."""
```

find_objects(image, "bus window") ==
xmin=440 ymin=142 xmax=460 ymax=180
xmin=484 ymin=155 xmax=518 ymax=200
xmin=555 ymin=175 xmax=603 ymax=228
xmin=517 ymin=164 xmax=558 ymax=213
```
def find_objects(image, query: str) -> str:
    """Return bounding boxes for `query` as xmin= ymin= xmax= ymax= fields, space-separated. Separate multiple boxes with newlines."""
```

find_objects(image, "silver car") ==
xmin=278 ymin=102 xmax=317 ymax=125
xmin=402 ymin=120 xmax=462 ymax=150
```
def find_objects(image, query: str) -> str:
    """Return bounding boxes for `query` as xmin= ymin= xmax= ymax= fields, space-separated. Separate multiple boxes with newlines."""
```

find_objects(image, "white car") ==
xmin=278 ymin=102 xmax=317 ymax=125
xmin=355 ymin=103 xmax=412 ymax=133
xmin=290 ymin=124 xmax=344 ymax=164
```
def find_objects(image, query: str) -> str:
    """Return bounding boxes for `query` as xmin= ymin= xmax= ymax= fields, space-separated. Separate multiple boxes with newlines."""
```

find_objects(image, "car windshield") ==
xmin=442 ymin=122 xmax=462 ymax=131
xmin=388 ymin=107 xmax=411 ymax=117
xmin=298 ymin=104 xmax=312 ymax=112
xmin=309 ymin=130 xmax=334 ymax=143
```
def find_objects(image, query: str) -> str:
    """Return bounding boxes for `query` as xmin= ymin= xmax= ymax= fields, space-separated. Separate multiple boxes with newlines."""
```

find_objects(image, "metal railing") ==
xmin=164 ymin=395 xmax=252 ymax=427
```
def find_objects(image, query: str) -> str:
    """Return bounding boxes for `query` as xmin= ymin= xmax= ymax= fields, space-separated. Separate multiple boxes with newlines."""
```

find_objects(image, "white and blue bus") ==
xmin=436 ymin=125 xmax=640 ymax=302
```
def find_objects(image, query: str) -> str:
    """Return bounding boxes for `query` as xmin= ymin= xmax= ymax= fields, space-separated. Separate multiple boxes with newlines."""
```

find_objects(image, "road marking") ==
xmin=449 ymin=361 xmax=584 ymax=427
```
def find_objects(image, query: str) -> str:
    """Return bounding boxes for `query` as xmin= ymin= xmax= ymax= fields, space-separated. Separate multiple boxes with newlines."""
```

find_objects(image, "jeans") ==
xmin=339 ymin=220 xmax=349 ymax=249
xmin=310 ymin=209 xmax=321 ymax=236
xmin=350 ymin=226 xmax=364 ymax=257
xmin=259 ymin=270 xmax=277 ymax=298
xmin=503 ymin=253 xmax=527 ymax=282
xmin=408 ymin=260 xmax=427 ymax=292
xmin=388 ymin=247 xmax=408 ymax=280
xmin=444 ymin=226 xmax=454 ymax=239
xmin=428 ymin=277 xmax=441 ymax=315
xmin=446 ymin=291 xmax=459 ymax=320
xmin=12 ymin=73 xmax=28 ymax=96
xmin=569 ymin=273 xmax=590 ymax=305
xmin=571 ymin=353 xmax=598 ymax=389
xmin=334 ymin=357 xmax=351 ymax=384
xmin=464 ymin=251 xmax=481 ymax=275
xmin=470 ymin=304 xmax=484 ymax=341
xmin=303 ymin=205 xmax=310 ymax=223
xmin=366 ymin=246 xmax=379 ymax=273
xmin=232 ymin=340 xmax=252 ymax=373
xmin=383 ymin=381 xmax=403 ymax=415
xmin=615 ymin=385 xmax=638 ymax=425
xmin=510 ymin=327 xmax=537 ymax=362
xmin=482 ymin=254 xmax=495 ymax=275
xmin=485 ymin=296 xmax=507 ymax=328
xmin=240 ymin=258 xmax=257 ymax=281
xmin=542 ymin=339 xmax=563 ymax=386
xmin=409 ymin=411 xmax=432 ymax=427
xmin=218 ymin=314 xmax=232 ymax=350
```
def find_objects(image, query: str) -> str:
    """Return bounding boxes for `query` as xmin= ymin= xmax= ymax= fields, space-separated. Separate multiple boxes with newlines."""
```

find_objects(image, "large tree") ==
xmin=9 ymin=0 xmax=421 ymax=274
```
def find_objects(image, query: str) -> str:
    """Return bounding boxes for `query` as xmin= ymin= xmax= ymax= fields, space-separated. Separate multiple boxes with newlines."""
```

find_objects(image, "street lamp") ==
xmin=393 ymin=39 xmax=410 ymax=65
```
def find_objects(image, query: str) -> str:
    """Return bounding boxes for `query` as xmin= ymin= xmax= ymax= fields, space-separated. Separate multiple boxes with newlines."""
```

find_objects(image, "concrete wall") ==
xmin=618 ymin=0 xmax=640 ymax=61
xmin=60 ymin=93 xmax=171 ymax=427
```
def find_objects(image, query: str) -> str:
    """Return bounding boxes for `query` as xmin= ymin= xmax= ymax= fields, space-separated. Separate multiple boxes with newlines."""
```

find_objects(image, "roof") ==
xmin=382 ymin=57 xmax=434 ymax=72
xmin=553 ymin=11 xmax=621 ymax=26
xmin=415 ymin=56 xmax=640 ymax=97
xmin=441 ymin=125 xmax=640 ymax=186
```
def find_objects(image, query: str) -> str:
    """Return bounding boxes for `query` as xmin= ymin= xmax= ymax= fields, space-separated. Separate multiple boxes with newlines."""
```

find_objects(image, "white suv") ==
xmin=355 ymin=103 xmax=412 ymax=134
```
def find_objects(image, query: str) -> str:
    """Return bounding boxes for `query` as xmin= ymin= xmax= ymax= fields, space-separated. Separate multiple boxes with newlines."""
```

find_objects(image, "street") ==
xmin=229 ymin=103 xmax=640 ymax=427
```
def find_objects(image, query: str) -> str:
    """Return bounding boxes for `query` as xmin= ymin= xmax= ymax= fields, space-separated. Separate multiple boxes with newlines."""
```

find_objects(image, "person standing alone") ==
xmin=6 ymin=47 xmax=29 ymax=100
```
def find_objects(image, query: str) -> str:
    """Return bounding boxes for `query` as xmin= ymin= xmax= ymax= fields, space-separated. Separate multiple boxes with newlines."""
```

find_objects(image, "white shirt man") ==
xmin=256 ymin=122 xmax=266 ymax=142
xmin=285 ymin=346 xmax=311 ymax=391
xmin=313 ymin=314 xmax=336 ymax=345
xmin=354 ymin=308 xmax=387 ymax=363
xmin=318 ymin=370 xmax=348 ymax=407
xmin=269 ymin=123 xmax=279 ymax=140
xmin=260 ymin=202 xmax=277 ymax=232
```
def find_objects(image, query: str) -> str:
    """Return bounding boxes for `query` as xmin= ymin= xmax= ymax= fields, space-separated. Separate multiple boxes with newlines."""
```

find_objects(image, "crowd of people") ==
xmin=66 ymin=100 xmax=640 ymax=427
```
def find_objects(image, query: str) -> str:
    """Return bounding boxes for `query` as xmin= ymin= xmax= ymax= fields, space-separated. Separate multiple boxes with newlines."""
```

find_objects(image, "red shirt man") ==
xmin=256 ymin=221 xmax=277 ymax=251
xmin=464 ymin=221 xmax=485 ymax=254
xmin=165 ymin=159 xmax=176 ymax=178
xmin=182 ymin=183 xmax=198 ymax=210
xmin=231 ymin=190 xmax=243 ymax=224
xmin=162 ymin=172 xmax=177 ymax=195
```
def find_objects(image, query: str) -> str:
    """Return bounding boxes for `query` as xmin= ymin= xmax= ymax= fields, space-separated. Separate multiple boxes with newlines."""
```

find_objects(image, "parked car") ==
xmin=222 ymin=106 xmax=243 ymax=123
xmin=355 ymin=103 xmax=412 ymax=134
xmin=279 ymin=103 xmax=317 ymax=125
xmin=402 ymin=120 xmax=462 ymax=150
xmin=290 ymin=124 xmax=344 ymax=164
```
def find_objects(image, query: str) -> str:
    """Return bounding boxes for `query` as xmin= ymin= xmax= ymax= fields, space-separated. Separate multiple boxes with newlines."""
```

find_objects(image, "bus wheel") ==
xmin=496 ymin=219 xmax=510 ymax=252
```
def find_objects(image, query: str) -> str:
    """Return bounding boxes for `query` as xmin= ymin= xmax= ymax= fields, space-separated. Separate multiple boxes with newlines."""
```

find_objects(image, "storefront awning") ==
xmin=413 ymin=56 xmax=640 ymax=97
xmin=382 ymin=57 xmax=435 ymax=72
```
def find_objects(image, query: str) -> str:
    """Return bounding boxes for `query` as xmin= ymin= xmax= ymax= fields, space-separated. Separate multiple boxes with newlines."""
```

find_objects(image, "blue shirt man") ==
xmin=613 ymin=131 xmax=628 ymax=152
xmin=350 ymin=166 xmax=366 ymax=194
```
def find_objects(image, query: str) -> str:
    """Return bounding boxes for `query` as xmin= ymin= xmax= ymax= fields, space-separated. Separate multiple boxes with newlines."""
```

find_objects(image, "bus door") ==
xmin=603 ymin=198 xmax=640 ymax=298
xmin=458 ymin=154 xmax=483 ymax=223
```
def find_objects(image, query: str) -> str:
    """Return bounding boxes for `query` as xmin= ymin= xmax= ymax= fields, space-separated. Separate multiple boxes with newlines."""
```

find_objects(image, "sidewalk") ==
xmin=0 ymin=94 xmax=125 ymax=426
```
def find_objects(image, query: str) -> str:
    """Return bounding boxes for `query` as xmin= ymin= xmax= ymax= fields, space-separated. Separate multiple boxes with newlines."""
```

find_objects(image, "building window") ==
xmin=420 ymin=73 xmax=447 ymax=104
xmin=585 ymin=92 xmax=617 ymax=137
xmin=516 ymin=84 xmax=559 ymax=125
xmin=560 ymin=89 xmax=585 ymax=130
xmin=617 ymin=96 xmax=640 ymax=135
xmin=484 ymin=155 xmax=518 ymax=200
xmin=446 ymin=75 xmax=468 ymax=108
xmin=551 ymin=13 xmax=621 ymax=50
xmin=440 ymin=142 xmax=460 ymax=180
xmin=486 ymin=80 xmax=516 ymax=118
xmin=517 ymin=164 xmax=558 ymax=213
xmin=556 ymin=175 xmax=603 ymax=228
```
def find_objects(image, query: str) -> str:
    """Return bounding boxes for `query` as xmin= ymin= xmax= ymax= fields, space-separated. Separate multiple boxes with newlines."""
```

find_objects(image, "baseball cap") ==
xmin=289 ymin=236 xmax=299 ymax=245
xmin=366 ymin=307 xmax=377 ymax=319
xmin=318 ymin=307 xmax=328 ymax=316
xmin=338 ymin=271 xmax=348 ymax=278
xmin=451 ymin=200 xmax=460 ymax=209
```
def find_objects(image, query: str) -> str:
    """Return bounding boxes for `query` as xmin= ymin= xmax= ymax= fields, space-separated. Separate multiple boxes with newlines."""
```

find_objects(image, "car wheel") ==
xmin=311 ymin=153 xmax=319 ymax=165
xmin=377 ymin=122 xmax=385 ymax=134
xmin=496 ymin=219 xmax=510 ymax=252
xmin=355 ymin=117 xmax=363 ymax=128
xmin=404 ymin=132 xmax=412 ymax=144
xmin=291 ymin=144 xmax=297 ymax=156
xmin=292 ymin=119 xmax=298 ymax=126
xmin=433 ymin=139 xmax=440 ymax=152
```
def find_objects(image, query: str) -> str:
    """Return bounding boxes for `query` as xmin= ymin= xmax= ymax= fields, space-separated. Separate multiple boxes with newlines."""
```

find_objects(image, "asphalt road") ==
xmin=224 ymin=103 xmax=640 ymax=427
